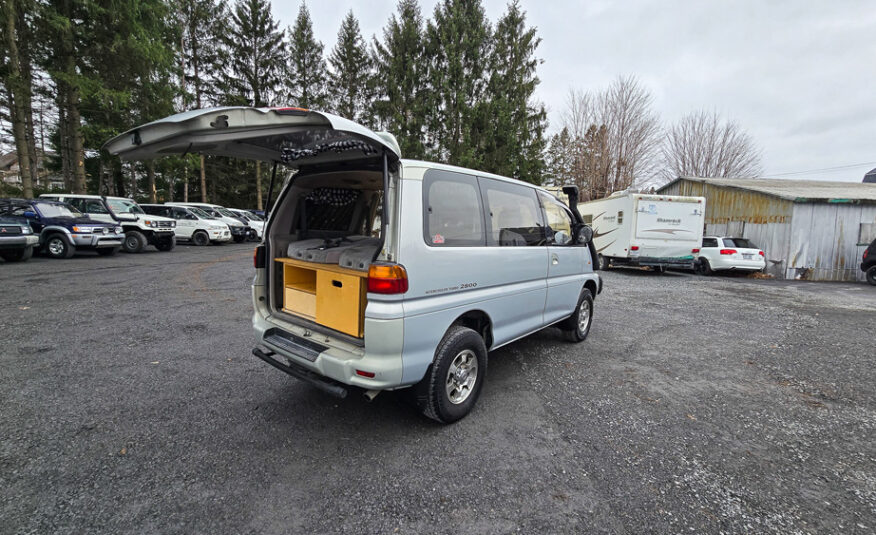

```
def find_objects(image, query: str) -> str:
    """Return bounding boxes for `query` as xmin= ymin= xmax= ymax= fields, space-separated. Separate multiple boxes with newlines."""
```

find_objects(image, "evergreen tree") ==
xmin=328 ymin=11 xmax=373 ymax=124
xmin=424 ymin=0 xmax=491 ymax=167
xmin=178 ymin=0 xmax=229 ymax=201
xmin=224 ymin=0 xmax=286 ymax=208
xmin=286 ymin=3 xmax=328 ymax=109
xmin=1 ymin=0 xmax=36 ymax=197
xmin=481 ymin=1 xmax=546 ymax=183
xmin=373 ymin=0 xmax=427 ymax=159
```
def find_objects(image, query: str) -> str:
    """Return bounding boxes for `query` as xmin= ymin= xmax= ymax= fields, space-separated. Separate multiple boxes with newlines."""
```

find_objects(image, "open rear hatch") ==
xmin=105 ymin=107 xmax=401 ymax=341
xmin=103 ymin=106 xmax=400 ymax=165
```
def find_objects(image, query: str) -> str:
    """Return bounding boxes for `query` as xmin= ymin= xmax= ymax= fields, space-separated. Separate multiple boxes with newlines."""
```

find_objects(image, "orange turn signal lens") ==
xmin=367 ymin=263 xmax=408 ymax=294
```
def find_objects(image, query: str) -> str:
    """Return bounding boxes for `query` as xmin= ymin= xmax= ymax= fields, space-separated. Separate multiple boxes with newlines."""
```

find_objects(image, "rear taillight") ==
xmin=355 ymin=369 xmax=375 ymax=378
xmin=254 ymin=245 xmax=265 ymax=268
xmin=691 ymin=248 xmax=700 ymax=253
xmin=368 ymin=263 xmax=408 ymax=294
xmin=864 ymin=249 xmax=869 ymax=260
xmin=630 ymin=246 xmax=639 ymax=251
xmin=719 ymin=249 xmax=737 ymax=255
xmin=759 ymin=251 xmax=765 ymax=257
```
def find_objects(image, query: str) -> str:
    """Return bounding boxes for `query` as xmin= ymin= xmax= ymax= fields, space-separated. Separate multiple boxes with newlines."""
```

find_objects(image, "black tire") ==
xmin=233 ymin=234 xmax=246 ymax=243
xmin=122 ymin=230 xmax=146 ymax=253
xmin=96 ymin=246 xmax=120 ymax=256
xmin=155 ymin=236 xmax=176 ymax=251
xmin=1 ymin=246 xmax=33 ymax=262
xmin=45 ymin=234 xmax=75 ymax=259
xmin=598 ymin=254 xmax=610 ymax=270
xmin=560 ymin=288 xmax=594 ymax=343
xmin=192 ymin=230 xmax=210 ymax=246
xmin=695 ymin=258 xmax=712 ymax=276
xmin=867 ymin=266 xmax=876 ymax=286
xmin=419 ymin=325 xmax=488 ymax=424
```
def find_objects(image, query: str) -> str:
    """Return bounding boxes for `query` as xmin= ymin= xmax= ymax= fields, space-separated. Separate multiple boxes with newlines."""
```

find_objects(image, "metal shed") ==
xmin=657 ymin=177 xmax=876 ymax=282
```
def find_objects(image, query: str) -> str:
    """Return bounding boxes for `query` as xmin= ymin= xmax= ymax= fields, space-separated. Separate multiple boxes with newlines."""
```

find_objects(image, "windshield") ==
xmin=217 ymin=208 xmax=238 ymax=218
xmin=34 ymin=202 xmax=83 ymax=218
xmin=189 ymin=207 xmax=214 ymax=219
xmin=248 ymin=213 xmax=264 ymax=221
xmin=724 ymin=238 xmax=757 ymax=249
xmin=106 ymin=198 xmax=145 ymax=215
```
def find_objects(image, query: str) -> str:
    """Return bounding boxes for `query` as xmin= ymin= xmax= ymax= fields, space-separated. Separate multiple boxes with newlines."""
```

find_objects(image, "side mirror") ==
xmin=576 ymin=225 xmax=593 ymax=245
xmin=23 ymin=210 xmax=37 ymax=219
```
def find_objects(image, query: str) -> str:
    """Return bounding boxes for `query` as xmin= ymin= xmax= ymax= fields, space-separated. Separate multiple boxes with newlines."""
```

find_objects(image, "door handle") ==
xmin=551 ymin=253 xmax=559 ymax=265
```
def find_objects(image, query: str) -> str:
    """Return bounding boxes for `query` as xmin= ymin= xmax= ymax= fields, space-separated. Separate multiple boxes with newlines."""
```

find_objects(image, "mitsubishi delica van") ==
xmin=106 ymin=107 xmax=602 ymax=423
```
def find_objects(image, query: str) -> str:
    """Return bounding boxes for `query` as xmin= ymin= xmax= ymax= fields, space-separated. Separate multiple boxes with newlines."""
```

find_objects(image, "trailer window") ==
xmin=617 ymin=211 xmax=624 ymax=224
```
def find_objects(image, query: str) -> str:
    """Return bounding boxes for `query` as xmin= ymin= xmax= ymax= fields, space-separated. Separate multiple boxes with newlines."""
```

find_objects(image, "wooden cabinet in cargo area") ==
xmin=277 ymin=258 xmax=367 ymax=337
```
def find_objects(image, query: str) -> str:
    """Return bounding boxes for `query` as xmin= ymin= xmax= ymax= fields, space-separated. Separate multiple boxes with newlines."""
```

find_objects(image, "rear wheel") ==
xmin=233 ymin=234 xmax=246 ymax=243
xmin=46 ymin=234 xmax=75 ymax=259
xmin=96 ymin=246 xmax=120 ymax=256
xmin=598 ymin=254 xmax=610 ymax=270
xmin=1 ymin=246 xmax=33 ymax=262
xmin=695 ymin=258 xmax=712 ymax=276
xmin=419 ymin=326 xmax=487 ymax=424
xmin=123 ymin=230 xmax=146 ymax=253
xmin=192 ymin=230 xmax=210 ymax=246
xmin=560 ymin=289 xmax=594 ymax=342
xmin=867 ymin=266 xmax=876 ymax=286
xmin=155 ymin=236 xmax=176 ymax=251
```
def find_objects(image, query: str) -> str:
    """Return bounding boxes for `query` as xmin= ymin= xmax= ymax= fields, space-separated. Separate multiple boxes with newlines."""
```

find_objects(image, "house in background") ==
xmin=864 ymin=168 xmax=876 ymax=183
xmin=0 ymin=151 xmax=65 ymax=191
xmin=657 ymin=177 xmax=876 ymax=282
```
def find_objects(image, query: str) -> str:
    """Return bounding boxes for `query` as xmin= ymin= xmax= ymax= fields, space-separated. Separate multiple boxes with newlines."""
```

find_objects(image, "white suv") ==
xmin=140 ymin=204 xmax=231 ymax=245
xmin=39 ymin=194 xmax=177 ymax=253
xmin=695 ymin=236 xmax=766 ymax=275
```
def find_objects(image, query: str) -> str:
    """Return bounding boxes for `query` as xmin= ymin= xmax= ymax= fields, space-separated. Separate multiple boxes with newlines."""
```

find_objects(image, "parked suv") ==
xmin=166 ymin=202 xmax=249 ymax=242
xmin=40 ymin=194 xmax=176 ymax=253
xmin=862 ymin=238 xmax=876 ymax=286
xmin=695 ymin=236 xmax=766 ymax=275
xmin=140 ymin=204 xmax=231 ymax=245
xmin=0 ymin=213 xmax=39 ymax=262
xmin=0 ymin=198 xmax=123 ymax=258
xmin=106 ymin=107 xmax=602 ymax=423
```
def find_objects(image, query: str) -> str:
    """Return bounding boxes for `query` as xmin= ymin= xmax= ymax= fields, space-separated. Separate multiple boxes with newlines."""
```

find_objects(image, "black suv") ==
xmin=0 ymin=214 xmax=39 ymax=262
xmin=0 ymin=198 xmax=124 ymax=259
xmin=862 ymin=239 xmax=876 ymax=286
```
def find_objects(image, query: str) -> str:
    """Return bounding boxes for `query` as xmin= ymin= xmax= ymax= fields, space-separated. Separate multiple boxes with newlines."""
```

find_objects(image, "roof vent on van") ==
xmin=375 ymin=132 xmax=401 ymax=158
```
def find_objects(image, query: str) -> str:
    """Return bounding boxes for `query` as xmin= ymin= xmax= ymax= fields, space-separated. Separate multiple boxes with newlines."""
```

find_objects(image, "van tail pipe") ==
xmin=363 ymin=390 xmax=380 ymax=402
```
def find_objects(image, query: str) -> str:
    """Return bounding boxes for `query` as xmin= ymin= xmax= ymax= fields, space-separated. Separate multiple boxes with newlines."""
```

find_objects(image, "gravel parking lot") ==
xmin=2 ymin=244 xmax=874 ymax=534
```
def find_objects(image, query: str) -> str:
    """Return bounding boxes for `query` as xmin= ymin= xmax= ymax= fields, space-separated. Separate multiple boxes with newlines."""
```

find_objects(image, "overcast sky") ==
xmin=272 ymin=0 xmax=876 ymax=182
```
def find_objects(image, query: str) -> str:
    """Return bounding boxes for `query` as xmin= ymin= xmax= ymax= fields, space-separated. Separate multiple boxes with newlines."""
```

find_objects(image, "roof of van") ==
xmin=400 ymin=159 xmax=549 ymax=193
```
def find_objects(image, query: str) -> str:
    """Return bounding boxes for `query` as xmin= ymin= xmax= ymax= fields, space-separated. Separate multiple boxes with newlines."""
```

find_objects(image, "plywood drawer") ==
xmin=284 ymin=287 xmax=316 ymax=319
xmin=316 ymin=271 xmax=366 ymax=337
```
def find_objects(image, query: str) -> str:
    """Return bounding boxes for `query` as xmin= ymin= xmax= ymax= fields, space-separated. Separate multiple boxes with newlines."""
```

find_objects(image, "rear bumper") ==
xmin=707 ymin=256 xmax=766 ymax=271
xmin=0 ymin=235 xmax=39 ymax=249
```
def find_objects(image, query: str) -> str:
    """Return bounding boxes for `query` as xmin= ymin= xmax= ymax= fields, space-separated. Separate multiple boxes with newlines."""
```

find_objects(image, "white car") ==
xmin=140 ymin=204 xmax=231 ymax=245
xmin=166 ymin=202 xmax=250 ymax=243
xmin=695 ymin=236 xmax=766 ymax=275
xmin=229 ymin=208 xmax=264 ymax=239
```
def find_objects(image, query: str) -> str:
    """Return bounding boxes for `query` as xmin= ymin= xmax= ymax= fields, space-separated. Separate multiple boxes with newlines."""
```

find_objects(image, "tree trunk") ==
xmin=3 ymin=0 xmax=34 ymax=198
xmin=183 ymin=165 xmax=189 ymax=202
xmin=57 ymin=100 xmax=72 ymax=190
xmin=147 ymin=160 xmax=157 ymax=202
xmin=58 ymin=0 xmax=87 ymax=194
xmin=256 ymin=160 xmax=263 ymax=210
xmin=199 ymin=154 xmax=207 ymax=202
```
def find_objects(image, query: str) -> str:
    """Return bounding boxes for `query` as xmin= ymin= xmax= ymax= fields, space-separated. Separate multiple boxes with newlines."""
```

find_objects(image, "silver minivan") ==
xmin=106 ymin=107 xmax=602 ymax=422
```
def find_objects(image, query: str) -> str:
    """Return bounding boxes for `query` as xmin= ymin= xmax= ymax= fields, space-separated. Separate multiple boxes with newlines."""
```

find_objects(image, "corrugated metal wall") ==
xmin=789 ymin=203 xmax=876 ymax=282
xmin=661 ymin=179 xmax=876 ymax=282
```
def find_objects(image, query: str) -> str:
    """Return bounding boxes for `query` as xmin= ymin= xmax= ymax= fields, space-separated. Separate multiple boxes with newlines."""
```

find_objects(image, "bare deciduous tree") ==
xmin=550 ymin=76 xmax=661 ymax=200
xmin=662 ymin=110 xmax=763 ymax=179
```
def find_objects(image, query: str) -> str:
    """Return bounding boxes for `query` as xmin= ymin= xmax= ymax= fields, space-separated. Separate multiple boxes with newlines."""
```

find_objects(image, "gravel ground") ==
xmin=1 ymin=244 xmax=874 ymax=534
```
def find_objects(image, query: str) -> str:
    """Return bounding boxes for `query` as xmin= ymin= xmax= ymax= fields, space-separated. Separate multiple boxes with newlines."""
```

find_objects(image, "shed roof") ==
xmin=658 ymin=176 xmax=876 ymax=203
xmin=864 ymin=167 xmax=876 ymax=183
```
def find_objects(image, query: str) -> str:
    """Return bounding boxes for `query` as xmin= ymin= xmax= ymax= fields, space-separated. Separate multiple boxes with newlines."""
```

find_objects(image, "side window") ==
xmin=702 ymin=238 xmax=718 ymax=248
xmin=538 ymin=192 xmax=574 ymax=246
xmin=85 ymin=201 xmax=108 ymax=214
xmin=582 ymin=214 xmax=593 ymax=225
xmin=479 ymin=178 xmax=545 ymax=246
xmin=423 ymin=170 xmax=485 ymax=246
xmin=617 ymin=211 xmax=624 ymax=224
xmin=66 ymin=199 xmax=84 ymax=212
